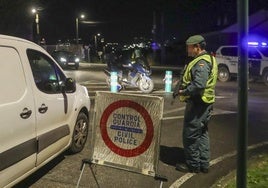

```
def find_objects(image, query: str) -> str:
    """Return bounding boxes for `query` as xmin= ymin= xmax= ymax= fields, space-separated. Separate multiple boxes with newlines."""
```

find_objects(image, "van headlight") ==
xmin=75 ymin=58 xmax=80 ymax=62
xmin=82 ymin=86 xmax=89 ymax=97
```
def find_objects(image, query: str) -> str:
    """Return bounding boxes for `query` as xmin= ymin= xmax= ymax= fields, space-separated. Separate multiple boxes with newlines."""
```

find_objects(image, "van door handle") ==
xmin=20 ymin=108 xmax=32 ymax=119
xmin=38 ymin=104 xmax=48 ymax=114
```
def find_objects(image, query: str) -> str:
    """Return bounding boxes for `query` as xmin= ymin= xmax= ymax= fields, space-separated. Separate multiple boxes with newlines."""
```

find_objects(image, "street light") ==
xmin=94 ymin=33 xmax=101 ymax=51
xmin=76 ymin=14 xmax=85 ymax=44
xmin=32 ymin=8 xmax=40 ymax=43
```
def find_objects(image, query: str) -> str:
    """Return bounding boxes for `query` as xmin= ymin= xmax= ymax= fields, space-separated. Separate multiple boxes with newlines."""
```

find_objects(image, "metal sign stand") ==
xmin=154 ymin=174 xmax=168 ymax=188
xmin=76 ymin=159 xmax=100 ymax=188
xmin=76 ymin=158 xmax=168 ymax=188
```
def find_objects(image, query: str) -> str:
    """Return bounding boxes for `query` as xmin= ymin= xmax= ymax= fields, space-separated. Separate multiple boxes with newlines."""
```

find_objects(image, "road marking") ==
xmin=162 ymin=116 xmax=184 ymax=121
xmin=152 ymin=90 xmax=168 ymax=94
xmin=212 ymin=108 xmax=236 ymax=115
xmin=80 ymin=84 xmax=232 ymax=100
xmin=86 ymin=85 xmax=108 ymax=89
xmin=80 ymin=81 xmax=107 ymax=85
xmin=164 ymin=107 xmax=185 ymax=115
xmin=216 ymin=96 xmax=230 ymax=99
xmin=162 ymin=108 xmax=236 ymax=121
xmin=170 ymin=141 xmax=268 ymax=188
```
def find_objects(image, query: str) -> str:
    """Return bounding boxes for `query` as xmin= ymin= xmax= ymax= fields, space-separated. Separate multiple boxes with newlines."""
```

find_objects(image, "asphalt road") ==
xmin=14 ymin=64 xmax=268 ymax=188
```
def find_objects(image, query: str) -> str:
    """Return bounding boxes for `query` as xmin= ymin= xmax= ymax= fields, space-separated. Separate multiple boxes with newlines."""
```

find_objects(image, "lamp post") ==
xmin=94 ymin=33 xmax=101 ymax=51
xmin=32 ymin=8 xmax=40 ymax=43
xmin=76 ymin=14 xmax=85 ymax=44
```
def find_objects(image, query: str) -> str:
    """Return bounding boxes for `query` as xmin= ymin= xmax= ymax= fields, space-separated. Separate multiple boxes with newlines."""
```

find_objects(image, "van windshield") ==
xmin=258 ymin=47 xmax=268 ymax=57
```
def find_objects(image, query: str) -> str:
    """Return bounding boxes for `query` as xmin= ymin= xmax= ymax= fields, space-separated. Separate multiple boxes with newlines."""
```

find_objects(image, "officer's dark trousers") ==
xmin=183 ymin=100 xmax=213 ymax=169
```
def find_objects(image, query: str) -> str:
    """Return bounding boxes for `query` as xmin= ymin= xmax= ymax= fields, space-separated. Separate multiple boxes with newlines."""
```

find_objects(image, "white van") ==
xmin=215 ymin=43 xmax=268 ymax=86
xmin=0 ymin=35 xmax=90 ymax=187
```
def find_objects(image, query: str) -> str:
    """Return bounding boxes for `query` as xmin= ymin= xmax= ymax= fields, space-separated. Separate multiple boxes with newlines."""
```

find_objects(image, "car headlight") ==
xmin=75 ymin=58 xmax=80 ymax=62
xmin=60 ymin=57 xmax=67 ymax=62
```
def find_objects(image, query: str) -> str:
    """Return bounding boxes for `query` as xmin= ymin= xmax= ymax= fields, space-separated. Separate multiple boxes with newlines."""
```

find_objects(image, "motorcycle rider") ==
xmin=104 ymin=47 xmax=125 ymax=78
xmin=103 ymin=46 xmax=154 ymax=93
xmin=128 ymin=46 xmax=150 ymax=86
xmin=131 ymin=46 xmax=149 ymax=68
xmin=104 ymin=47 xmax=119 ymax=71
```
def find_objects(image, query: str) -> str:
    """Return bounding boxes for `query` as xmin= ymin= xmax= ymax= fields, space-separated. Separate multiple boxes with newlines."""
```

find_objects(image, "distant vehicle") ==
xmin=51 ymin=50 xmax=80 ymax=70
xmin=0 ymin=34 xmax=90 ymax=187
xmin=215 ymin=42 xmax=268 ymax=86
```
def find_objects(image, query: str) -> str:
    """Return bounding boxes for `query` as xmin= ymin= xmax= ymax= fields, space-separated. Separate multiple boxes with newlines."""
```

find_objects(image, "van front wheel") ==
xmin=69 ymin=112 xmax=89 ymax=153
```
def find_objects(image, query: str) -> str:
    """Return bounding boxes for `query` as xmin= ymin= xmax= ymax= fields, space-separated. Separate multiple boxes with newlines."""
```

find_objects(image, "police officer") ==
xmin=173 ymin=35 xmax=218 ymax=173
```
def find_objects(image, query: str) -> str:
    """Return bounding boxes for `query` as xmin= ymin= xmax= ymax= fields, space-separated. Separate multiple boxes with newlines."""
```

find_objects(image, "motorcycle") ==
xmin=103 ymin=59 xmax=154 ymax=93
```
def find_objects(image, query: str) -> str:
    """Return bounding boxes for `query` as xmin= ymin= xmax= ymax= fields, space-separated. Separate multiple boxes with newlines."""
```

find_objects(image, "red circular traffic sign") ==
xmin=100 ymin=100 xmax=154 ymax=157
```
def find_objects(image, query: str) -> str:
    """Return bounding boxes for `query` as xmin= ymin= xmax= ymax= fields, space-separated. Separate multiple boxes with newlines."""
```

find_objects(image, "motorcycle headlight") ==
xmin=60 ymin=57 xmax=67 ymax=62
xmin=146 ymin=69 xmax=152 ymax=75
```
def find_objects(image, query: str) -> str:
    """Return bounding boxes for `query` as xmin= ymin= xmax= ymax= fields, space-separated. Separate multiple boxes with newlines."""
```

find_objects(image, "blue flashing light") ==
xmin=248 ymin=41 xmax=258 ymax=46
xmin=248 ymin=41 xmax=268 ymax=47
xmin=151 ymin=42 xmax=160 ymax=50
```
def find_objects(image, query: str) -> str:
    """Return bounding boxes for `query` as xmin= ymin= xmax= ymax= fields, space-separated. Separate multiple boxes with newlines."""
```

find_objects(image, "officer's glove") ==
xmin=173 ymin=81 xmax=180 ymax=99
xmin=172 ymin=91 xmax=179 ymax=99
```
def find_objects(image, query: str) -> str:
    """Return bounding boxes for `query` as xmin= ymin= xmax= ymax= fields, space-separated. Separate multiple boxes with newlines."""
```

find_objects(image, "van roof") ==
xmin=0 ymin=34 xmax=39 ymax=47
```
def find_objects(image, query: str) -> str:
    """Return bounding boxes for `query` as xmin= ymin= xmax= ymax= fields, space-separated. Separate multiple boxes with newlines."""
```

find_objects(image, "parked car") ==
xmin=51 ymin=50 xmax=80 ymax=69
xmin=215 ymin=43 xmax=268 ymax=85
xmin=0 ymin=34 xmax=90 ymax=187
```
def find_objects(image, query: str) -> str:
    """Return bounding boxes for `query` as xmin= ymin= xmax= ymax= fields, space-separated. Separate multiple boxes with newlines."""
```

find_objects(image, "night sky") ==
xmin=1 ymin=0 xmax=268 ymax=44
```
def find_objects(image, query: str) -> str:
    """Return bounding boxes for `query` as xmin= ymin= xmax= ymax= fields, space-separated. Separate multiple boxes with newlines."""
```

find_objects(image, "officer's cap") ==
xmin=186 ymin=35 xmax=205 ymax=45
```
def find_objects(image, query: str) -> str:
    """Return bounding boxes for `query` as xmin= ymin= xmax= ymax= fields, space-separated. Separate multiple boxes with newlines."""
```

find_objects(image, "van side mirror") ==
xmin=64 ymin=78 xmax=76 ymax=93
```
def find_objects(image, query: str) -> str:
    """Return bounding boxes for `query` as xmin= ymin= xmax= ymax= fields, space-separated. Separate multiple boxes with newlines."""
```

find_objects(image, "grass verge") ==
xmin=212 ymin=152 xmax=268 ymax=188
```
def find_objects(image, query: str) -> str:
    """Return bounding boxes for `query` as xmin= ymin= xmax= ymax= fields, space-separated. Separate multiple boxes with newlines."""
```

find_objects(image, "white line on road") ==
xmin=86 ymin=86 xmax=109 ymax=89
xmin=170 ymin=141 xmax=268 ymax=188
xmin=80 ymin=81 xmax=107 ymax=85
xmin=212 ymin=109 xmax=237 ymax=115
xmin=216 ymin=96 xmax=230 ymax=99
xmin=164 ymin=107 xmax=185 ymax=115
xmin=162 ymin=108 xmax=236 ymax=121
xmin=162 ymin=116 xmax=184 ymax=121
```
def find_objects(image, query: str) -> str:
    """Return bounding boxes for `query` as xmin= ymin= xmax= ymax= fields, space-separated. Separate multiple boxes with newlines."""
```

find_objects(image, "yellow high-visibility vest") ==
xmin=180 ymin=54 xmax=218 ymax=103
